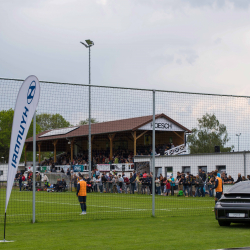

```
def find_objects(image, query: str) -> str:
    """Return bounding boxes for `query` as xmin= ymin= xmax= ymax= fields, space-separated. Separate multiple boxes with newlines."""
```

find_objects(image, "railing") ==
xmin=164 ymin=144 xmax=186 ymax=156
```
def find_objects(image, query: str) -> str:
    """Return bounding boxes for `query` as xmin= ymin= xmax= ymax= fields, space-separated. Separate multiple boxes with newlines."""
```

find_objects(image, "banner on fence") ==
xmin=72 ymin=165 xmax=86 ymax=172
xmin=5 ymin=75 xmax=40 ymax=212
xmin=40 ymin=166 xmax=51 ymax=173
xmin=97 ymin=163 xmax=134 ymax=172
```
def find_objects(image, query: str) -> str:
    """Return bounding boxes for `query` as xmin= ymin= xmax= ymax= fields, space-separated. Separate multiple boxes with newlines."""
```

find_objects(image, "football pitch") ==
xmin=1 ymin=189 xmax=250 ymax=250
xmin=0 ymin=187 xmax=215 ymax=223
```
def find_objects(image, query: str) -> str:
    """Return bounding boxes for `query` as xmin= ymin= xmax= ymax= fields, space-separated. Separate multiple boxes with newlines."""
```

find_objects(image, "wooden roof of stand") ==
xmin=25 ymin=113 xmax=191 ymax=143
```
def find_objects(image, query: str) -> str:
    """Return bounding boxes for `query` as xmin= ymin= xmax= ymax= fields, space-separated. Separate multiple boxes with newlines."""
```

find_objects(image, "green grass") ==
xmin=1 ymin=215 xmax=250 ymax=250
xmin=0 ymin=187 xmax=215 ymax=223
xmin=1 ymin=188 xmax=250 ymax=249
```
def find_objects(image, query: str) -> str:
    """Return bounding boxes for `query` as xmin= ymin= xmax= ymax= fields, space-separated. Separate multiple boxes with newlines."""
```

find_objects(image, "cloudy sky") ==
xmin=1 ymin=0 xmax=250 ymax=95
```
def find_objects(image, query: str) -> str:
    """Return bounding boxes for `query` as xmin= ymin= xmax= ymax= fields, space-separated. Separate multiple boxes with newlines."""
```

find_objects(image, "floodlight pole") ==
xmin=152 ymin=90 xmax=156 ymax=217
xmin=80 ymin=40 xmax=94 ymax=178
xmin=88 ymin=45 xmax=91 ymax=178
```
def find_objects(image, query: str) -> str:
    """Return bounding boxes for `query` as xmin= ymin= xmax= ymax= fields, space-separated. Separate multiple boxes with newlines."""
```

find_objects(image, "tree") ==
xmin=36 ymin=113 xmax=71 ymax=132
xmin=187 ymin=113 xmax=234 ymax=154
xmin=78 ymin=118 xmax=98 ymax=125
xmin=0 ymin=109 xmax=41 ymax=162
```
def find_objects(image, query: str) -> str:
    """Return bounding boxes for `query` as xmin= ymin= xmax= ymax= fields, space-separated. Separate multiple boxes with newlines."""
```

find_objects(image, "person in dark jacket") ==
xmin=195 ymin=175 xmax=204 ymax=197
xmin=147 ymin=174 xmax=152 ymax=195
xmin=234 ymin=173 xmax=242 ymax=184
xmin=130 ymin=171 xmax=136 ymax=194
xmin=19 ymin=174 xmax=23 ymax=191
xmin=142 ymin=176 xmax=147 ymax=194
xmin=183 ymin=174 xmax=190 ymax=197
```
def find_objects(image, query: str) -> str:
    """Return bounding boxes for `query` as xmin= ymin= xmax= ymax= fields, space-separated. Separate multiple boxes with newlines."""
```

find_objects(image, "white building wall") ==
xmin=135 ymin=151 xmax=250 ymax=180
xmin=0 ymin=164 xmax=8 ymax=182
xmin=0 ymin=163 xmax=26 ymax=182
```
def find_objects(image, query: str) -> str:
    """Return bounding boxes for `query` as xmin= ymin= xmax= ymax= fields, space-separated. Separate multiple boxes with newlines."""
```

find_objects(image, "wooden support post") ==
xmin=108 ymin=133 xmax=116 ymax=160
xmin=70 ymin=138 xmax=75 ymax=164
xmin=131 ymin=130 xmax=148 ymax=156
xmin=52 ymin=140 xmax=58 ymax=164
xmin=38 ymin=142 xmax=42 ymax=164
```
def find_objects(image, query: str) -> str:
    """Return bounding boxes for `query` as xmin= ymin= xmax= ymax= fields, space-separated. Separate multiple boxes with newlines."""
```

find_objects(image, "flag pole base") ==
xmin=0 ymin=239 xmax=14 ymax=242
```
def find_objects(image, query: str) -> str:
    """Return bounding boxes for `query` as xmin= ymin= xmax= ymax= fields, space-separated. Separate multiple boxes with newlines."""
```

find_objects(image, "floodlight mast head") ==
xmin=85 ymin=39 xmax=94 ymax=47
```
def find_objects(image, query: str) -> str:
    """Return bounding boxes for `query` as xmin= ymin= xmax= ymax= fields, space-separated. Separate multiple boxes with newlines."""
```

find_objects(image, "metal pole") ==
xmin=244 ymin=151 xmax=246 ymax=177
xmin=152 ymin=90 xmax=156 ymax=217
xmin=88 ymin=46 xmax=92 ymax=178
xmin=32 ymin=112 xmax=36 ymax=223
xmin=238 ymin=136 xmax=239 ymax=152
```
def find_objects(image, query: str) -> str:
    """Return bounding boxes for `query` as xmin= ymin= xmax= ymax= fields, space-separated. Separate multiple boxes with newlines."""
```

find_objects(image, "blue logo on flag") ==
xmin=27 ymin=81 xmax=36 ymax=104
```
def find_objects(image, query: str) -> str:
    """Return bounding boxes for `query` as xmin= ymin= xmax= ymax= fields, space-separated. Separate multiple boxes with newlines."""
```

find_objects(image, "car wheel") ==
xmin=218 ymin=220 xmax=231 ymax=226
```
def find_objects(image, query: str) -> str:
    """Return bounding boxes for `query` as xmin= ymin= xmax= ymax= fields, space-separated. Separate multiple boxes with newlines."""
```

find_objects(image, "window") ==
xmin=0 ymin=170 xmax=3 ymax=176
xmin=165 ymin=167 xmax=173 ymax=178
xmin=155 ymin=167 xmax=162 ymax=177
xmin=216 ymin=165 xmax=226 ymax=174
xmin=198 ymin=166 xmax=207 ymax=173
xmin=182 ymin=166 xmax=190 ymax=173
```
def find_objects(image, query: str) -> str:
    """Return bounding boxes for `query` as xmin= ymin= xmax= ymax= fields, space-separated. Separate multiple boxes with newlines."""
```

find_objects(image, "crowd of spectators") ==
xmin=172 ymin=170 xmax=250 ymax=198
xmin=68 ymin=168 xmax=250 ymax=197
xmin=15 ymin=165 xmax=250 ymax=197
xmin=39 ymin=143 xmax=178 ymax=168
xmin=40 ymin=149 xmax=135 ymax=168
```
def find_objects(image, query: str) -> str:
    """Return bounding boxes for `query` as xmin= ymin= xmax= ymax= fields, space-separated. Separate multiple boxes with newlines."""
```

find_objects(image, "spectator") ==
xmin=228 ymin=175 xmax=234 ymax=184
xmin=170 ymin=175 xmax=175 ymax=196
xmin=195 ymin=174 xmax=204 ymax=197
xmin=112 ymin=175 xmax=117 ymax=193
xmin=183 ymin=174 xmax=189 ymax=197
xmin=234 ymin=173 xmax=242 ymax=184
xmin=176 ymin=172 xmax=182 ymax=191
xmin=165 ymin=180 xmax=171 ymax=196
xmin=159 ymin=174 xmax=164 ymax=194
xmin=155 ymin=177 xmax=161 ymax=195
xmin=95 ymin=169 xmax=100 ymax=178
xmin=136 ymin=174 xmax=142 ymax=194
xmin=102 ymin=173 xmax=107 ymax=192
xmin=147 ymin=173 xmax=152 ymax=195
xmin=108 ymin=174 xmax=113 ymax=193
xmin=91 ymin=175 xmax=97 ymax=192
xmin=141 ymin=175 xmax=147 ymax=194
xmin=73 ymin=174 xmax=78 ymax=191
xmin=179 ymin=174 xmax=185 ymax=192
xmin=96 ymin=175 xmax=103 ymax=193
xmin=207 ymin=174 xmax=214 ymax=197
xmin=130 ymin=171 xmax=136 ymax=194
xmin=142 ymin=171 xmax=147 ymax=178
xmin=66 ymin=168 xmax=71 ymax=176
xmin=62 ymin=178 xmax=67 ymax=191
xmin=124 ymin=175 xmax=130 ymax=194
xmin=19 ymin=174 xmax=23 ymax=191
xmin=118 ymin=175 xmax=124 ymax=194
xmin=105 ymin=173 xmax=110 ymax=193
